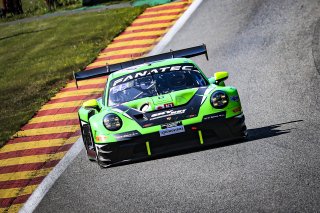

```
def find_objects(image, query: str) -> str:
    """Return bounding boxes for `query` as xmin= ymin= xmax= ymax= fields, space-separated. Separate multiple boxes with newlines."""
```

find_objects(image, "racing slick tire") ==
xmin=79 ymin=119 xmax=97 ymax=162
xmin=240 ymin=123 xmax=248 ymax=141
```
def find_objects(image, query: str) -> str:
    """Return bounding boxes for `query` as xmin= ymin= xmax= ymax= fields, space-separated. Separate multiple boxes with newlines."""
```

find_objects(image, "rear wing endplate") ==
xmin=74 ymin=44 xmax=208 ymax=88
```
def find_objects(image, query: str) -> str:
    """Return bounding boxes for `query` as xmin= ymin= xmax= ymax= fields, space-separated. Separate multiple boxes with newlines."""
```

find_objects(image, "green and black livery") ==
xmin=76 ymin=44 xmax=247 ymax=168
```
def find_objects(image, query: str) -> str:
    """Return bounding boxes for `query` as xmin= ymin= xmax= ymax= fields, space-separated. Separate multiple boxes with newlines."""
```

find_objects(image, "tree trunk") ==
xmin=4 ymin=0 xmax=23 ymax=15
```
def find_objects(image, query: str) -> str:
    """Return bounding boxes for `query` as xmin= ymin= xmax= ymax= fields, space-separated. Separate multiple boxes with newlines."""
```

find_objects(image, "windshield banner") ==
xmin=111 ymin=63 xmax=200 ymax=87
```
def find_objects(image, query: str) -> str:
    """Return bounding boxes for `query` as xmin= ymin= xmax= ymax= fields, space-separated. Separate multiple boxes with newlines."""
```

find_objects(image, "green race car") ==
xmin=75 ymin=45 xmax=247 ymax=167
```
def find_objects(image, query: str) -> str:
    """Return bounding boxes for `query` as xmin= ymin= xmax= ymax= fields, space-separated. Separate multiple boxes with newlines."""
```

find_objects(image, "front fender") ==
xmin=78 ymin=107 xmax=98 ymax=122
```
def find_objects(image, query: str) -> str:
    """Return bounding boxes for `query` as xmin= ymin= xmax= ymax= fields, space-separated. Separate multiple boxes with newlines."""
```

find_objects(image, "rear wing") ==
xmin=74 ymin=44 xmax=208 ymax=88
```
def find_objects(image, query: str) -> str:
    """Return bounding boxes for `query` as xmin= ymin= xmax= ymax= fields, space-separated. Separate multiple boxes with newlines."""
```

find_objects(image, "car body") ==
xmin=76 ymin=45 xmax=247 ymax=167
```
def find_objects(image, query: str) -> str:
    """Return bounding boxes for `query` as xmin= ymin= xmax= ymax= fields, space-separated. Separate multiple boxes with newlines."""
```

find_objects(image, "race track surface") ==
xmin=36 ymin=0 xmax=320 ymax=212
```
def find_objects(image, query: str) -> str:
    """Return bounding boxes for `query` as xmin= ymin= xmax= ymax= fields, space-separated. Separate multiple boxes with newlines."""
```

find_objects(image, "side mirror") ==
xmin=214 ymin=71 xmax=228 ymax=85
xmin=82 ymin=99 xmax=100 ymax=111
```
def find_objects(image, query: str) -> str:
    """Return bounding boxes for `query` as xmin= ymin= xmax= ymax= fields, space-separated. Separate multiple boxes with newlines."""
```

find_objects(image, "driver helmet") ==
xmin=169 ymin=72 xmax=186 ymax=87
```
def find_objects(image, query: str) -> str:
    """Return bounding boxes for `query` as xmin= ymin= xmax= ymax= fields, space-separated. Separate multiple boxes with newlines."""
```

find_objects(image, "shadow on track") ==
xmin=246 ymin=120 xmax=302 ymax=141
xmin=105 ymin=120 xmax=303 ymax=169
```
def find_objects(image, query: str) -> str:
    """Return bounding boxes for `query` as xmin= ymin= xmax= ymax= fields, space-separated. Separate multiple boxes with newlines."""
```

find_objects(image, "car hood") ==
xmin=110 ymin=86 xmax=212 ymax=128
xmin=124 ymin=88 xmax=198 ymax=112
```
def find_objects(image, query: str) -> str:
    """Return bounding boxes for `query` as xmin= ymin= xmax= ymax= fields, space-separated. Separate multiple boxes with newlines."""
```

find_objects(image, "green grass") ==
xmin=0 ymin=0 xmax=133 ymax=22
xmin=0 ymin=6 xmax=145 ymax=147
xmin=1 ymin=0 xmax=81 ymax=21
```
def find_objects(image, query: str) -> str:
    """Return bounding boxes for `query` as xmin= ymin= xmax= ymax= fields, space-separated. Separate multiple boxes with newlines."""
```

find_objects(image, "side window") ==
xmin=193 ymin=72 xmax=207 ymax=86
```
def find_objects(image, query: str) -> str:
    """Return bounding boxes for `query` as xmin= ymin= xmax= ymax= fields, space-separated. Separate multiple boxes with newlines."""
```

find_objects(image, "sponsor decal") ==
xmin=156 ymin=102 xmax=174 ymax=110
xmin=161 ymin=121 xmax=182 ymax=129
xmin=203 ymin=112 xmax=226 ymax=121
xmin=150 ymin=109 xmax=187 ymax=120
xmin=112 ymin=64 xmax=199 ymax=86
xmin=114 ymin=130 xmax=141 ymax=141
xmin=159 ymin=125 xmax=185 ymax=137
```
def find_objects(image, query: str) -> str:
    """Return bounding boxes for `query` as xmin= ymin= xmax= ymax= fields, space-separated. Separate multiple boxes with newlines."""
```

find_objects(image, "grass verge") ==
xmin=0 ymin=0 xmax=133 ymax=23
xmin=0 ymin=6 xmax=145 ymax=147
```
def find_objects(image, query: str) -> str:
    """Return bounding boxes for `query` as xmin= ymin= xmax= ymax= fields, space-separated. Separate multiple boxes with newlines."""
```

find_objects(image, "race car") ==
xmin=75 ymin=44 xmax=247 ymax=167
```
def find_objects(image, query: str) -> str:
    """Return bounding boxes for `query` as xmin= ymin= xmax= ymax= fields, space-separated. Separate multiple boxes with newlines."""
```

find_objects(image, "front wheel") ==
xmin=79 ymin=120 xmax=97 ymax=161
xmin=240 ymin=123 xmax=248 ymax=141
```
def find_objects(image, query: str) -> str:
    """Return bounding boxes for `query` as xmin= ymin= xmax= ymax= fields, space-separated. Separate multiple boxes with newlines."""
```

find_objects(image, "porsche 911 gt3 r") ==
xmin=75 ymin=44 xmax=247 ymax=167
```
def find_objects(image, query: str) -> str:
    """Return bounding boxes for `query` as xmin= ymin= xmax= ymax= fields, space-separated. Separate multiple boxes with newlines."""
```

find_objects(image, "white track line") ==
xmin=149 ymin=0 xmax=203 ymax=55
xmin=20 ymin=0 xmax=203 ymax=212
xmin=19 ymin=138 xmax=83 ymax=213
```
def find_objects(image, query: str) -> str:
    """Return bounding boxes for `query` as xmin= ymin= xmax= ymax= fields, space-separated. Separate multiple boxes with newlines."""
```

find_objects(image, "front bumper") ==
xmin=95 ymin=113 xmax=247 ymax=167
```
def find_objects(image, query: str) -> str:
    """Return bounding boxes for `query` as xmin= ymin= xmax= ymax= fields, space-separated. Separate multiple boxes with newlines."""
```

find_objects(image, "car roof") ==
xmin=108 ymin=58 xmax=195 ymax=80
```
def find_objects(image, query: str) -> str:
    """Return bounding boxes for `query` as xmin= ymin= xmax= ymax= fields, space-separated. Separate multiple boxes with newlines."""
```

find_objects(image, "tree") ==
xmin=3 ymin=0 xmax=23 ymax=15
xmin=45 ymin=0 xmax=57 ymax=11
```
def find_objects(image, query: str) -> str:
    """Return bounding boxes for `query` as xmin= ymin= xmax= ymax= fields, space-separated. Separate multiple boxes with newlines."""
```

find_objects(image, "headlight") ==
xmin=103 ymin=114 xmax=122 ymax=131
xmin=210 ymin=91 xmax=229 ymax=109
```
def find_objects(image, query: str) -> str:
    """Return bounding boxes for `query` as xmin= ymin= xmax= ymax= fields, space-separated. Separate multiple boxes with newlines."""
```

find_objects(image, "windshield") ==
xmin=108 ymin=66 xmax=208 ymax=106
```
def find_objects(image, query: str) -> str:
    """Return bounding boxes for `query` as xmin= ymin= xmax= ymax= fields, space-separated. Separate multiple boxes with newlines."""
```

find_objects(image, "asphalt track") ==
xmin=36 ymin=0 xmax=320 ymax=212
